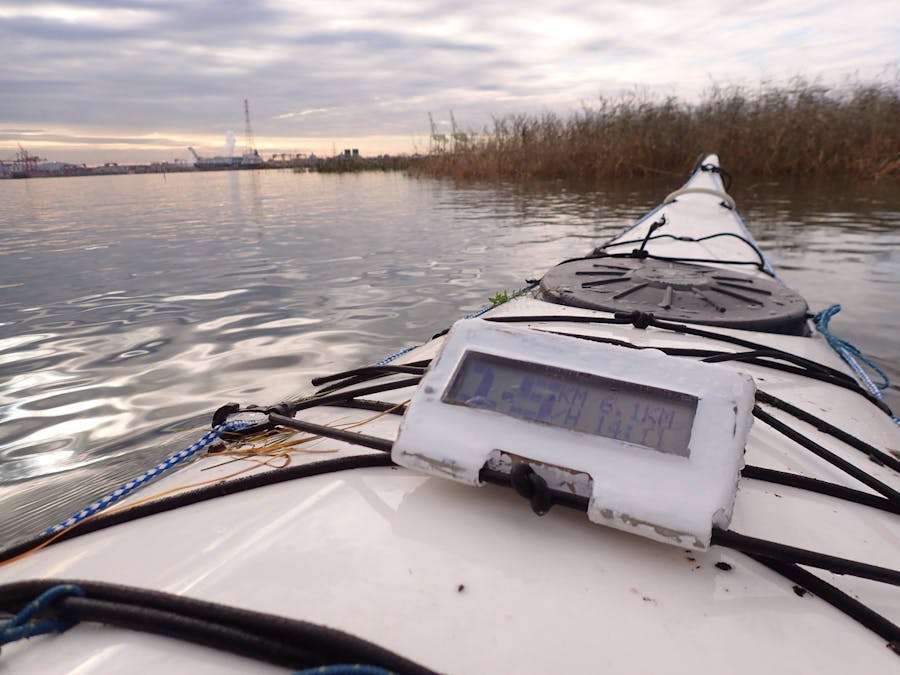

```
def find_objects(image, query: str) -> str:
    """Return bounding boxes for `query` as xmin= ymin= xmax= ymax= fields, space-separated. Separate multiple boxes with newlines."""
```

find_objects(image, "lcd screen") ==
xmin=443 ymin=351 xmax=698 ymax=457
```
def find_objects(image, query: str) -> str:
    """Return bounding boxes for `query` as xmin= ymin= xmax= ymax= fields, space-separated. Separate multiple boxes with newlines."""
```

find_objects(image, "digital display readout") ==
xmin=443 ymin=351 xmax=698 ymax=457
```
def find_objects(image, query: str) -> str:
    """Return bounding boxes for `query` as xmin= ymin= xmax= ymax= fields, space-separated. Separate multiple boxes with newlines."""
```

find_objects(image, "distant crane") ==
xmin=450 ymin=111 xmax=467 ymax=150
xmin=0 ymin=144 xmax=42 ymax=178
xmin=428 ymin=112 xmax=448 ymax=153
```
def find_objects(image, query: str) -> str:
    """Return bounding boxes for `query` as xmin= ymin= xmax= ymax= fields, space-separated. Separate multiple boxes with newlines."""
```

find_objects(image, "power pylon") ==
xmin=244 ymin=99 xmax=256 ymax=154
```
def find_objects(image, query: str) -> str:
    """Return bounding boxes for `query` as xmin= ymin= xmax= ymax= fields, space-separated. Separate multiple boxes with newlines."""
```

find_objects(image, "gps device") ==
xmin=392 ymin=319 xmax=756 ymax=549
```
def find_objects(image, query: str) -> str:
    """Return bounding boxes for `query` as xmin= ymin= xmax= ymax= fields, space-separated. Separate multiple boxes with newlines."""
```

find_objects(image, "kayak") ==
xmin=1 ymin=154 xmax=897 ymax=673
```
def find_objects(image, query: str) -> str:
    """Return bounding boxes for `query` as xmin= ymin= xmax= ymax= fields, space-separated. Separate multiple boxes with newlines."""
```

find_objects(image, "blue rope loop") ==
xmin=43 ymin=420 xmax=249 ymax=536
xmin=814 ymin=304 xmax=899 ymax=426
xmin=813 ymin=304 xmax=891 ymax=393
xmin=0 ymin=584 xmax=86 ymax=647
xmin=294 ymin=666 xmax=396 ymax=675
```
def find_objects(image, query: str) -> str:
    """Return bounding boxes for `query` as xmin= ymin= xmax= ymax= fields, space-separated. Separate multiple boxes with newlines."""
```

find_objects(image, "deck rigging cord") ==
xmin=485 ymin=312 xmax=895 ymax=415
xmin=513 ymin=327 xmax=898 ymax=472
xmin=697 ymin=161 xmax=733 ymax=191
xmin=593 ymin=230 xmax=771 ymax=273
xmin=0 ymin=580 xmax=437 ymax=674
xmin=590 ymin=242 xmax=774 ymax=275
xmin=739 ymin=465 xmax=898 ymax=515
xmin=4 ymin=349 xmax=897 ymax=654
xmin=590 ymin=248 xmax=773 ymax=274
xmin=752 ymin=405 xmax=899 ymax=502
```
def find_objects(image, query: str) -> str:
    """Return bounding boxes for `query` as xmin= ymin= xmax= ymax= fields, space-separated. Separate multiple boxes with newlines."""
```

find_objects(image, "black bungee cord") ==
xmin=294 ymin=376 xmax=423 ymax=412
xmin=0 ymin=578 xmax=438 ymax=675
xmin=740 ymin=465 xmax=899 ymax=515
xmin=3 ymin=375 xmax=898 ymax=656
xmin=690 ymin=158 xmax=733 ymax=191
xmin=591 ymin=249 xmax=773 ymax=274
xmin=752 ymin=406 xmax=900 ymax=502
xmin=486 ymin=312 xmax=894 ymax=415
xmin=597 ymin=231 xmax=769 ymax=272
xmin=310 ymin=362 xmax=429 ymax=393
xmin=755 ymin=390 xmax=900 ymax=472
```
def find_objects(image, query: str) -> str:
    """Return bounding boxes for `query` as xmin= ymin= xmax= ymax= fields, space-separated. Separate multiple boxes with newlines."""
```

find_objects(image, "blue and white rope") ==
xmin=465 ymin=302 xmax=499 ymax=319
xmin=465 ymin=283 xmax=535 ymax=319
xmin=43 ymin=420 xmax=248 ymax=536
xmin=375 ymin=345 xmax=417 ymax=366
xmin=813 ymin=304 xmax=898 ymax=425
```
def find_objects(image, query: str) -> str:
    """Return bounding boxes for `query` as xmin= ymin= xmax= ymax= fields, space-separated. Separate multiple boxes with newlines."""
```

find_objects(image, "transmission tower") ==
xmin=244 ymin=99 xmax=256 ymax=154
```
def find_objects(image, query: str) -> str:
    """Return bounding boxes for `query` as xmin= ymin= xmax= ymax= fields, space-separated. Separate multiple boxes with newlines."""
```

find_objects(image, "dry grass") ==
xmin=414 ymin=80 xmax=900 ymax=181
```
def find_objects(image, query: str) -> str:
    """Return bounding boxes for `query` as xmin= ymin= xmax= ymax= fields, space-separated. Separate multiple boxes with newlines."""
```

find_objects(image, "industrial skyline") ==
xmin=1 ymin=0 xmax=897 ymax=165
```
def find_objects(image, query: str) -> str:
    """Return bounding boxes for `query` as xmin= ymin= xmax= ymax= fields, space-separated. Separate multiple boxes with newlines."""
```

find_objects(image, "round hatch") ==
xmin=539 ymin=257 xmax=809 ymax=334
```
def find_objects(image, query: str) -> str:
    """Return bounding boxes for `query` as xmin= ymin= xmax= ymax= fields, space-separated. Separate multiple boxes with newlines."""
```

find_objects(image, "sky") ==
xmin=1 ymin=1 xmax=898 ymax=165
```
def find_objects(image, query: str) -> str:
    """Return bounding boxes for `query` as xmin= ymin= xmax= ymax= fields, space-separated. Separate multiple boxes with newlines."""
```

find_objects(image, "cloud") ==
xmin=273 ymin=108 xmax=336 ymax=120
xmin=1 ymin=0 xmax=896 ymax=162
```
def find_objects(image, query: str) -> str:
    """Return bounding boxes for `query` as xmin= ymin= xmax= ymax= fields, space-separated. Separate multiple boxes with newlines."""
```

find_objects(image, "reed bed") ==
xmin=414 ymin=80 xmax=899 ymax=181
xmin=310 ymin=154 xmax=418 ymax=173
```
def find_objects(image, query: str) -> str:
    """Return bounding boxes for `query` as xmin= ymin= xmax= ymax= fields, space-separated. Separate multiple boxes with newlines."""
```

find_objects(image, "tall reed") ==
xmin=414 ymin=80 xmax=899 ymax=181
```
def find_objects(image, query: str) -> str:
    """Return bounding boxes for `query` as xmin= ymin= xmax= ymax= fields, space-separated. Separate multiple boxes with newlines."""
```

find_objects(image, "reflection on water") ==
xmin=0 ymin=170 xmax=897 ymax=545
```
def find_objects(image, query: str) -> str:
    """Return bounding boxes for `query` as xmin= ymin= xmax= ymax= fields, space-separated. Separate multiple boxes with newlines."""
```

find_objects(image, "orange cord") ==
xmin=0 ymin=400 xmax=408 ymax=568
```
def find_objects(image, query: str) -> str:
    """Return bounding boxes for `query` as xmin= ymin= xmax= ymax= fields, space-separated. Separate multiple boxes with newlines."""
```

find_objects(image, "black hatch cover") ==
xmin=539 ymin=258 xmax=809 ymax=334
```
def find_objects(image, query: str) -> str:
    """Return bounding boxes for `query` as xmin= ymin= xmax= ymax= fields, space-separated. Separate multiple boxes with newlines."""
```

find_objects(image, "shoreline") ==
xmin=6 ymin=80 xmax=898 ymax=183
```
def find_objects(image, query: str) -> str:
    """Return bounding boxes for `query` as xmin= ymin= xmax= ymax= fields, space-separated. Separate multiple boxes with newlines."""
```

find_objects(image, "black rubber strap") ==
xmin=753 ymin=406 xmax=900 ymax=503
xmin=268 ymin=413 xmax=394 ymax=452
xmin=292 ymin=377 xmax=422 ymax=412
xmin=756 ymin=390 xmax=900 ymax=472
xmin=0 ymin=579 xmax=437 ymax=674
xmin=712 ymin=529 xmax=900 ymax=585
xmin=741 ymin=465 xmax=900 ymax=515
xmin=747 ymin=556 xmax=900 ymax=652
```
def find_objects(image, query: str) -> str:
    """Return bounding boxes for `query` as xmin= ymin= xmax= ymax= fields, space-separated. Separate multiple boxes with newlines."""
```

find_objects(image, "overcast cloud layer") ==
xmin=2 ymin=1 xmax=897 ymax=163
